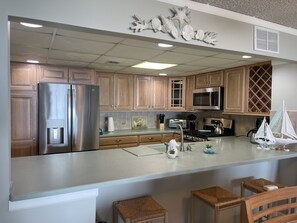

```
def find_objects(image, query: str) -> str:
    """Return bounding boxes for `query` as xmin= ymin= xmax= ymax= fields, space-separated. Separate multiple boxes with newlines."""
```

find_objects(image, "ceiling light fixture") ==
xmin=132 ymin=61 xmax=177 ymax=70
xmin=159 ymin=73 xmax=167 ymax=76
xmin=20 ymin=22 xmax=43 ymax=28
xmin=26 ymin=59 xmax=39 ymax=64
xmin=158 ymin=43 xmax=173 ymax=48
xmin=242 ymin=55 xmax=252 ymax=59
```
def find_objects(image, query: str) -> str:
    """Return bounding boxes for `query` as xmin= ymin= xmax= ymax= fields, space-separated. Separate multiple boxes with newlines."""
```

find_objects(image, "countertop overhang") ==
xmin=10 ymin=136 xmax=297 ymax=201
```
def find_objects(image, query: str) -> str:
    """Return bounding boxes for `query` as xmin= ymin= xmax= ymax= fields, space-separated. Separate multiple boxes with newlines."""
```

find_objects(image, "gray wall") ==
xmin=2 ymin=0 xmax=297 ymax=222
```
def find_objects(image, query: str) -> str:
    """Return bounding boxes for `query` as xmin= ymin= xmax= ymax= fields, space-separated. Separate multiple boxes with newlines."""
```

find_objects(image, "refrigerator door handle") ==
xmin=67 ymin=88 xmax=73 ymax=150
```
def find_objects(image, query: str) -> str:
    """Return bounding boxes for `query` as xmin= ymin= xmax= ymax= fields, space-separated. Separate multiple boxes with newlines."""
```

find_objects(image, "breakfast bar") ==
xmin=10 ymin=136 xmax=297 ymax=222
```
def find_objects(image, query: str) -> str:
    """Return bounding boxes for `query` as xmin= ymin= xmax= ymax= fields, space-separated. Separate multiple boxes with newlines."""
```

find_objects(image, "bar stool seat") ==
xmin=191 ymin=186 xmax=242 ymax=223
xmin=113 ymin=195 xmax=168 ymax=223
xmin=241 ymin=178 xmax=285 ymax=197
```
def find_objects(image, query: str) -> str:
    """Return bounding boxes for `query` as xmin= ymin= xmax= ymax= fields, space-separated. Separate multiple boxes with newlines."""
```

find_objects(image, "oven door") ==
xmin=192 ymin=87 xmax=223 ymax=110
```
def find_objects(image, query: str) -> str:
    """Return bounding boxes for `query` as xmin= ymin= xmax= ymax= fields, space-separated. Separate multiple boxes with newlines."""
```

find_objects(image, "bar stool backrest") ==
xmin=242 ymin=186 xmax=297 ymax=223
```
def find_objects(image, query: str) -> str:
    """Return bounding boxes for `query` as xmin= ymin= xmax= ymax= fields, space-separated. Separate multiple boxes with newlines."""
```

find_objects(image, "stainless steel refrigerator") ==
xmin=38 ymin=83 xmax=100 ymax=155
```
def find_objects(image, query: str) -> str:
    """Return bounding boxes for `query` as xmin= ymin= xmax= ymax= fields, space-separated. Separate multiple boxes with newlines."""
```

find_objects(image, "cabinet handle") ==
xmin=115 ymin=139 xmax=121 ymax=143
xmin=148 ymin=137 xmax=153 ymax=140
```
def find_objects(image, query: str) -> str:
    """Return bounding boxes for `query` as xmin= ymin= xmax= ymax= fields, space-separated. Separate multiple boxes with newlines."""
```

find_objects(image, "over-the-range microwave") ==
xmin=192 ymin=87 xmax=224 ymax=110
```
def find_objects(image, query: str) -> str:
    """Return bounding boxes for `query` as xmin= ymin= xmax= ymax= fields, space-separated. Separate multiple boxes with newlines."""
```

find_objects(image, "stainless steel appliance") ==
xmin=168 ymin=119 xmax=187 ymax=128
xmin=192 ymin=87 xmax=224 ymax=110
xmin=38 ymin=83 xmax=100 ymax=155
xmin=183 ymin=118 xmax=234 ymax=142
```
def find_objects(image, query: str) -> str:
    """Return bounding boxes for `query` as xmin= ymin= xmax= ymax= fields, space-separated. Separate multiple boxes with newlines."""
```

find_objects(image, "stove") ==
xmin=183 ymin=118 xmax=234 ymax=142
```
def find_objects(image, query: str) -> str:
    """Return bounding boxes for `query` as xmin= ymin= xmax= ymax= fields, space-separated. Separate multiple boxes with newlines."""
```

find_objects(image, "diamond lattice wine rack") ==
xmin=248 ymin=63 xmax=272 ymax=113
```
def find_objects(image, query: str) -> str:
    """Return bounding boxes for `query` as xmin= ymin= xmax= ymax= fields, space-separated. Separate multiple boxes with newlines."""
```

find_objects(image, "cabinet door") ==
xmin=186 ymin=75 xmax=195 ymax=111
xmin=94 ymin=72 xmax=114 ymax=111
xmin=69 ymin=68 xmax=94 ymax=84
xmin=168 ymin=77 xmax=186 ymax=110
xmin=208 ymin=71 xmax=223 ymax=87
xmin=134 ymin=76 xmax=151 ymax=110
xmin=195 ymin=74 xmax=208 ymax=88
xmin=114 ymin=74 xmax=134 ymax=111
xmin=11 ymin=91 xmax=37 ymax=157
xmin=224 ymin=67 xmax=245 ymax=113
xmin=38 ymin=65 xmax=68 ymax=83
xmin=139 ymin=134 xmax=163 ymax=144
xmin=11 ymin=141 xmax=36 ymax=157
xmin=151 ymin=77 xmax=167 ymax=110
xmin=11 ymin=63 xmax=37 ymax=91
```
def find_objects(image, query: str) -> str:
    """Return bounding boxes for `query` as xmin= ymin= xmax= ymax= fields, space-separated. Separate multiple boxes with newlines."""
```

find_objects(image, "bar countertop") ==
xmin=10 ymin=136 xmax=297 ymax=201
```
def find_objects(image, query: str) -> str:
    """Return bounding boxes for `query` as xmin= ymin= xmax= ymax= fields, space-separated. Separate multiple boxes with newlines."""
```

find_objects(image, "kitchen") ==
xmin=2 ymin=1 xmax=297 ymax=223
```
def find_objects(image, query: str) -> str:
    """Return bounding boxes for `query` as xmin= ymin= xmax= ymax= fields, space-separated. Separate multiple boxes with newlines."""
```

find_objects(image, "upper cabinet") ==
xmin=94 ymin=72 xmax=114 ymax=111
xmin=114 ymin=74 xmax=134 ymax=111
xmin=246 ymin=63 xmax=272 ymax=114
xmin=168 ymin=77 xmax=186 ymax=110
xmin=134 ymin=76 xmax=167 ymax=110
xmin=69 ymin=68 xmax=95 ymax=84
xmin=11 ymin=90 xmax=37 ymax=157
xmin=37 ymin=65 xmax=95 ymax=85
xmin=223 ymin=62 xmax=272 ymax=115
xmin=185 ymin=75 xmax=195 ymax=111
xmin=224 ymin=67 xmax=246 ymax=113
xmin=38 ymin=65 xmax=68 ymax=83
xmin=11 ymin=63 xmax=37 ymax=91
xmin=195 ymin=71 xmax=223 ymax=88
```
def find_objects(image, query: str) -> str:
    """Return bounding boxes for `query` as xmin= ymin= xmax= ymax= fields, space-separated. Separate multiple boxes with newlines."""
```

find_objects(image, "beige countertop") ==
xmin=10 ymin=136 xmax=297 ymax=201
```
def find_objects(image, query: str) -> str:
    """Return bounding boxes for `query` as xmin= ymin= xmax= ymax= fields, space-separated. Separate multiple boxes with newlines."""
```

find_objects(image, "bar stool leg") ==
xmin=113 ymin=201 xmax=118 ymax=223
xmin=214 ymin=206 xmax=219 ymax=223
xmin=191 ymin=194 xmax=195 ymax=223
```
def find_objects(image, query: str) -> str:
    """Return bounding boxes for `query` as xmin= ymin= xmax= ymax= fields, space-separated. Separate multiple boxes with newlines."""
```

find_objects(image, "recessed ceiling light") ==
xmin=26 ymin=59 xmax=39 ymax=64
xmin=132 ymin=61 xmax=177 ymax=70
xmin=242 ymin=55 xmax=252 ymax=59
xmin=159 ymin=73 xmax=167 ymax=76
xmin=20 ymin=22 xmax=43 ymax=28
xmin=158 ymin=43 xmax=173 ymax=48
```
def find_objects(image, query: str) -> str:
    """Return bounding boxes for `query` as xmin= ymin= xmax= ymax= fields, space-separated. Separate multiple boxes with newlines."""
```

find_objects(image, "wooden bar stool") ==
xmin=241 ymin=178 xmax=285 ymax=197
xmin=113 ymin=195 xmax=168 ymax=223
xmin=191 ymin=186 xmax=242 ymax=223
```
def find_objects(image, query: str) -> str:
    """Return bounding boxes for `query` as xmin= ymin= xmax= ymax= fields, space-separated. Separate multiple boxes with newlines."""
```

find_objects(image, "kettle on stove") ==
xmin=214 ymin=121 xmax=224 ymax=135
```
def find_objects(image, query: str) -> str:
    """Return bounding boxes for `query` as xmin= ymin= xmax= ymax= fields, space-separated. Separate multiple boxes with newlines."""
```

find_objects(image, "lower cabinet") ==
xmin=99 ymin=133 xmax=180 ymax=150
xmin=99 ymin=136 xmax=139 ymax=150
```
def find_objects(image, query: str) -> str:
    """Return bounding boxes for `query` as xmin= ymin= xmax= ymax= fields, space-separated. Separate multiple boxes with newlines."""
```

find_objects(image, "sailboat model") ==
xmin=255 ymin=101 xmax=297 ymax=149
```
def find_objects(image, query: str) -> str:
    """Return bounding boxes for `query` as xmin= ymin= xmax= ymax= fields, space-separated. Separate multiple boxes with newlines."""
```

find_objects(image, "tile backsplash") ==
xmin=100 ymin=110 xmax=297 ymax=136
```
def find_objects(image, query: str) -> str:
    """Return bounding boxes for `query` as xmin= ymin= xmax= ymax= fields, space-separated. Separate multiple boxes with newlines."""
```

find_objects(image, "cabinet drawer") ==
xmin=99 ymin=136 xmax=138 ymax=146
xmin=139 ymin=134 xmax=162 ymax=144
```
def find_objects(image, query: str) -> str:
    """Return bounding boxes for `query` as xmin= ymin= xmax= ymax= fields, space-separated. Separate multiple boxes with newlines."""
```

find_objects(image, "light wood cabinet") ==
xmin=195 ymin=71 xmax=223 ymax=88
xmin=11 ymin=63 xmax=37 ymax=91
xmin=11 ymin=90 xmax=37 ymax=157
xmin=94 ymin=72 xmax=114 ymax=111
xmin=185 ymin=75 xmax=195 ymax=111
xmin=99 ymin=136 xmax=138 ymax=149
xmin=139 ymin=134 xmax=163 ymax=144
xmin=134 ymin=76 xmax=167 ymax=110
xmin=224 ymin=62 xmax=272 ymax=115
xmin=162 ymin=133 xmax=180 ymax=143
xmin=114 ymin=74 xmax=134 ymax=111
xmin=38 ymin=65 xmax=68 ymax=83
xmin=223 ymin=67 xmax=246 ymax=113
xmin=69 ymin=68 xmax=95 ymax=84
xmin=168 ymin=77 xmax=186 ymax=110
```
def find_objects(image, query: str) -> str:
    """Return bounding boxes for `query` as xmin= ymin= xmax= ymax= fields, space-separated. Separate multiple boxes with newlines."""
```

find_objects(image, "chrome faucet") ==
xmin=177 ymin=124 xmax=185 ymax=152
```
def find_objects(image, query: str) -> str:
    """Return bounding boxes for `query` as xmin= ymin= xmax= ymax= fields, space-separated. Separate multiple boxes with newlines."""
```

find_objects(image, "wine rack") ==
xmin=248 ymin=63 xmax=272 ymax=113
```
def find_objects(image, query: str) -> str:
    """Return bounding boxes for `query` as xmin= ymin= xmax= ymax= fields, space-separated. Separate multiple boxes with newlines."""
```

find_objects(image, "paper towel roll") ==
xmin=108 ymin=117 xmax=114 ymax=132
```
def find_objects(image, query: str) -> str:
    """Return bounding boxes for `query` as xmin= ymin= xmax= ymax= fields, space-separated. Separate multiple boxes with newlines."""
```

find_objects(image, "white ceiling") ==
xmin=10 ymin=21 xmax=272 ymax=76
xmin=191 ymin=0 xmax=297 ymax=30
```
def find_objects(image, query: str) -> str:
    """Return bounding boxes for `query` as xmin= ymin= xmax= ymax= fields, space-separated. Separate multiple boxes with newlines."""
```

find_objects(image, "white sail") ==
xmin=269 ymin=101 xmax=297 ymax=145
xmin=281 ymin=107 xmax=297 ymax=139
xmin=255 ymin=118 xmax=276 ymax=145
